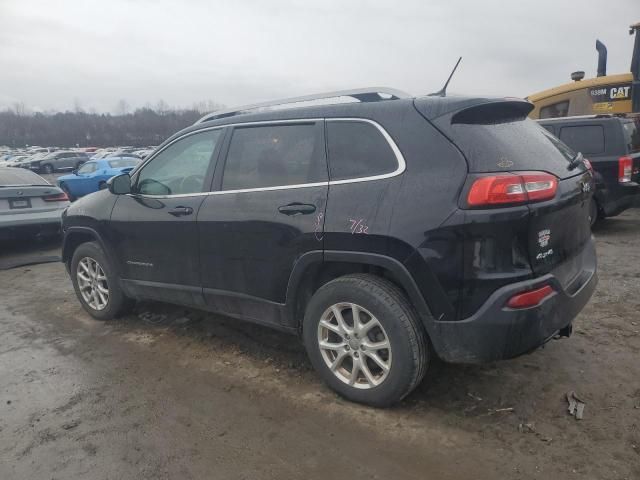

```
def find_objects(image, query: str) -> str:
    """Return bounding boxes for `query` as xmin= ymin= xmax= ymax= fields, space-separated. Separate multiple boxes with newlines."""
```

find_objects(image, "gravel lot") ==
xmin=0 ymin=208 xmax=638 ymax=480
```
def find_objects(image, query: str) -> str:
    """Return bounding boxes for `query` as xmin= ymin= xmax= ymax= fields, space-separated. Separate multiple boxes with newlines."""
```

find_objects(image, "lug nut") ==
xmin=345 ymin=345 xmax=350 ymax=351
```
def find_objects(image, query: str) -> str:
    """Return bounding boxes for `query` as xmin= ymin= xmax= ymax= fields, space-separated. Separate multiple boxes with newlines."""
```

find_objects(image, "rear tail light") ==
xmin=506 ymin=284 xmax=555 ymax=309
xmin=618 ymin=156 xmax=632 ymax=183
xmin=583 ymin=158 xmax=594 ymax=174
xmin=43 ymin=192 xmax=69 ymax=202
xmin=466 ymin=172 xmax=558 ymax=207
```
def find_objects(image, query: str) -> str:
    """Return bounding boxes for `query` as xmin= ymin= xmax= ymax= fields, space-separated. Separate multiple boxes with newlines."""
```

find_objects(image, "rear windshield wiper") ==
xmin=568 ymin=151 xmax=584 ymax=171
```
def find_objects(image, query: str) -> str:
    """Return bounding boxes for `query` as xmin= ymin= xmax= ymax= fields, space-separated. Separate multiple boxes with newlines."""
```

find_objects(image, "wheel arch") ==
xmin=62 ymin=227 xmax=119 ymax=275
xmin=285 ymin=250 xmax=433 ymax=332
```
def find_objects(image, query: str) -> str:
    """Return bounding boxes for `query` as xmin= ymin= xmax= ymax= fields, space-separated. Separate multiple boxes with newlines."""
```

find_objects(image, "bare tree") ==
xmin=192 ymin=99 xmax=225 ymax=114
xmin=115 ymin=99 xmax=130 ymax=116
xmin=73 ymin=97 xmax=84 ymax=113
xmin=155 ymin=99 xmax=169 ymax=115
xmin=12 ymin=101 xmax=27 ymax=116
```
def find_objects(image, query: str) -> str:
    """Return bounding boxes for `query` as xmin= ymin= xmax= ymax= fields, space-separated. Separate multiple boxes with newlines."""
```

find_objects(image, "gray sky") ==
xmin=1 ymin=0 xmax=638 ymax=113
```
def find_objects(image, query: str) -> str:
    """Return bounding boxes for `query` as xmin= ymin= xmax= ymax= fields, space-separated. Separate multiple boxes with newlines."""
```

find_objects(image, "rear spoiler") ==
xmin=414 ymin=96 xmax=534 ymax=124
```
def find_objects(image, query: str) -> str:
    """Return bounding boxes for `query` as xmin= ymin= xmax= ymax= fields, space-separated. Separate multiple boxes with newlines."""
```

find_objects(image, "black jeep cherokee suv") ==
xmin=538 ymin=114 xmax=640 ymax=225
xmin=61 ymin=89 xmax=598 ymax=407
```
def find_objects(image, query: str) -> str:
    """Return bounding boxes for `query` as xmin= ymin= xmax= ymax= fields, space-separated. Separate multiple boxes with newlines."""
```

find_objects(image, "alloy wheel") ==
xmin=317 ymin=302 xmax=392 ymax=389
xmin=77 ymin=256 xmax=109 ymax=310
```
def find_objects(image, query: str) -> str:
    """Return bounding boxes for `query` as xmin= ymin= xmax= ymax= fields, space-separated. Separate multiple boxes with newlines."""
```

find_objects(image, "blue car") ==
xmin=57 ymin=157 xmax=141 ymax=200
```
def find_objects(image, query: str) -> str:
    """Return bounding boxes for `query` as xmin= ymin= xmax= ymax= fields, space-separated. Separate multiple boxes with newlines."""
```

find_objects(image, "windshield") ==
xmin=622 ymin=119 xmax=640 ymax=154
xmin=109 ymin=158 xmax=140 ymax=168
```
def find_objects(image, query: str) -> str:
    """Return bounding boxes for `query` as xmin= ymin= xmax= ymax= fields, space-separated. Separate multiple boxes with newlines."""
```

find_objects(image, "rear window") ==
xmin=622 ymin=119 xmax=640 ymax=154
xmin=559 ymin=125 xmax=605 ymax=155
xmin=0 ymin=168 xmax=49 ymax=186
xmin=444 ymin=118 xmax=578 ymax=179
xmin=108 ymin=158 xmax=140 ymax=168
xmin=326 ymin=120 xmax=398 ymax=181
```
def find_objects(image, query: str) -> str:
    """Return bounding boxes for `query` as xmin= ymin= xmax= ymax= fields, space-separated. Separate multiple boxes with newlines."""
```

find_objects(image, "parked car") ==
xmin=0 ymin=155 xmax=28 ymax=167
xmin=106 ymin=151 xmax=140 ymax=160
xmin=57 ymin=157 xmax=141 ymax=200
xmin=133 ymin=149 xmax=154 ymax=159
xmin=29 ymin=151 xmax=89 ymax=174
xmin=61 ymin=88 xmax=597 ymax=407
xmin=538 ymin=114 xmax=640 ymax=225
xmin=0 ymin=167 xmax=70 ymax=239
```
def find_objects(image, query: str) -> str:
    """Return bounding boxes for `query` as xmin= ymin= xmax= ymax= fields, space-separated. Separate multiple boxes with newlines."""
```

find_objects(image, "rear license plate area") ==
xmin=9 ymin=198 xmax=32 ymax=209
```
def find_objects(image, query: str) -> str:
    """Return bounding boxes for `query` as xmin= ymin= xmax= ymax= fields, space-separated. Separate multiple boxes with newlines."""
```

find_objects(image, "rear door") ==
xmin=197 ymin=121 xmax=328 ymax=326
xmin=108 ymin=128 xmax=224 ymax=305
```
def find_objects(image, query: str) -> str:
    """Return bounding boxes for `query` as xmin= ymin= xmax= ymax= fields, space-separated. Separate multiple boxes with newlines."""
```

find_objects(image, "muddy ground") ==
xmin=0 ymin=208 xmax=638 ymax=480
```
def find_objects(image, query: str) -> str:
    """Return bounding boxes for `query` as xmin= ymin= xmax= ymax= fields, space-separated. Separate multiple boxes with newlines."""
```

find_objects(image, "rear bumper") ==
xmin=429 ymin=238 xmax=597 ymax=363
xmin=598 ymin=183 xmax=640 ymax=217
xmin=0 ymin=210 xmax=68 ymax=230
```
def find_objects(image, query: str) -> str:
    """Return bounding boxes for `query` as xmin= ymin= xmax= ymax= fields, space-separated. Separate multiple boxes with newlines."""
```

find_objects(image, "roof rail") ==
xmin=194 ymin=87 xmax=411 ymax=124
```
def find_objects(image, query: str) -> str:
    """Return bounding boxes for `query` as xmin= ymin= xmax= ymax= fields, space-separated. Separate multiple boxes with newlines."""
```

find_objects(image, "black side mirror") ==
xmin=72 ymin=169 xmax=78 ymax=175
xmin=107 ymin=173 xmax=131 ymax=195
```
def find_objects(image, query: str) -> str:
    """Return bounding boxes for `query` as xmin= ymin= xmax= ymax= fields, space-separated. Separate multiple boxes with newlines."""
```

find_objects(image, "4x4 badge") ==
xmin=581 ymin=181 xmax=591 ymax=193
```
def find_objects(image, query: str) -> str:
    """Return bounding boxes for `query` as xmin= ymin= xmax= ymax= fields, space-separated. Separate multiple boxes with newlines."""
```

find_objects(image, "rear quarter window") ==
xmin=326 ymin=120 xmax=398 ymax=181
xmin=559 ymin=125 xmax=605 ymax=155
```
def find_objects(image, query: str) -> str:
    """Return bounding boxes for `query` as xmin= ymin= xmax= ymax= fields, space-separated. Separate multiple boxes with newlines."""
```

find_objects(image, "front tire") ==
xmin=70 ymin=241 xmax=133 ymax=320
xmin=303 ymin=274 xmax=428 ymax=407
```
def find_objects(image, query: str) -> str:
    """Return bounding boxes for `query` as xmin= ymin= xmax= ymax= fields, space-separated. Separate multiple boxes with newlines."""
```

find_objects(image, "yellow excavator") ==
xmin=528 ymin=22 xmax=640 ymax=119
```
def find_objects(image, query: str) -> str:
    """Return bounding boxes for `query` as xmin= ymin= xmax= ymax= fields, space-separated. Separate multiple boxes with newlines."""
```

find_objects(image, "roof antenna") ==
xmin=428 ymin=57 xmax=462 ymax=97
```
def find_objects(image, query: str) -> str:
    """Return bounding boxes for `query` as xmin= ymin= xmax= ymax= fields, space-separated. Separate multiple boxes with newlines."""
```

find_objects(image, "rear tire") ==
xmin=302 ymin=274 xmax=428 ymax=407
xmin=70 ymin=241 xmax=134 ymax=320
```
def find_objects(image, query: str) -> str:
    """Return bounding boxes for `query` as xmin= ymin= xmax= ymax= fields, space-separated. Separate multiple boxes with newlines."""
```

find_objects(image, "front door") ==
xmin=198 ymin=121 xmax=328 ymax=326
xmin=109 ymin=128 xmax=224 ymax=306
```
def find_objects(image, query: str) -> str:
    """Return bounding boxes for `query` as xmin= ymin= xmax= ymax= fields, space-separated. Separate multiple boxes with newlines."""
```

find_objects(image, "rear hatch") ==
xmin=415 ymin=98 xmax=593 ymax=281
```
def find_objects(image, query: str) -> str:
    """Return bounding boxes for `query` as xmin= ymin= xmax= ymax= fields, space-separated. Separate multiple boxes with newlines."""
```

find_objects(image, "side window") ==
xmin=559 ymin=125 xmax=605 ymax=155
xmin=222 ymin=123 xmax=326 ymax=190
xmin=136 ymin=129 xmax=221 ymax=195
xmin=326 ymin=120 xmax=398 ymax=181
xmin=77 ymin=163 xmax=96 ymax=174
xmin=539 ymin=101 xmax=569 ymax=119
